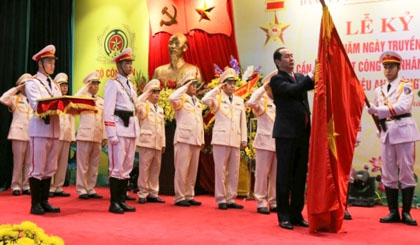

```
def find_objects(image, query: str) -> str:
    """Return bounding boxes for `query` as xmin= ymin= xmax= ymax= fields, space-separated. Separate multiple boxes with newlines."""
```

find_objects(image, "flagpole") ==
xmin=319 ymin=0 xmax=381 ymax=132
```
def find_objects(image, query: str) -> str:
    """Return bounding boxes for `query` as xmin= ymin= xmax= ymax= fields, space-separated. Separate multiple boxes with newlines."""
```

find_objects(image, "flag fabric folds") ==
xmin=306 ymin=6 xmax=365 ymax=233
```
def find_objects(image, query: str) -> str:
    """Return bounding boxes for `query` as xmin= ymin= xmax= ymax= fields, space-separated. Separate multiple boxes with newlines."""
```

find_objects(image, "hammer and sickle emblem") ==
xmin=160 ymin=5 xmax=177 ymax=26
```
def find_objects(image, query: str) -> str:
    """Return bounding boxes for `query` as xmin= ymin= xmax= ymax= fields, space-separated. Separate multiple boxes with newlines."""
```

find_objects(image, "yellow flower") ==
xmin=17 ymin=237 xmax=35 ymax=245
xmin=17 ymin=221 xmax=37 ymax=231
xmin=157 ymin=88 xmax=175 ymax=124
xmin=47 ymin=236 xmax=65 ymax=245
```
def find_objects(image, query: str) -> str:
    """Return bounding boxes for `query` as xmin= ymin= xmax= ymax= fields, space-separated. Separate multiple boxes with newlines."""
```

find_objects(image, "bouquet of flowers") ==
xmin=0 ymin=221 xmax=64 ymax=245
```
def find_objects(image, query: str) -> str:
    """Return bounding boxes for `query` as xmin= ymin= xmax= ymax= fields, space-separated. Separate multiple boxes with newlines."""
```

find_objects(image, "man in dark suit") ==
xmin=270 ymin=47 xmax=314 ymax=230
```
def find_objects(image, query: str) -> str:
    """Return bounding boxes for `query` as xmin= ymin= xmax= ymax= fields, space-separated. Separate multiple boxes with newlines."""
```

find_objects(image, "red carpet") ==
xmin=1 ymin=187 xmax=419 ymax=244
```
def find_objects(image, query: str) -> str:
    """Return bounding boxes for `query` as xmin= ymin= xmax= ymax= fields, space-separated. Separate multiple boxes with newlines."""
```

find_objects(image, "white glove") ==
xmin=109 ymin=136 xmax=119 ymax=145
xmin=367 ymin=105 xmax=378 ymax=115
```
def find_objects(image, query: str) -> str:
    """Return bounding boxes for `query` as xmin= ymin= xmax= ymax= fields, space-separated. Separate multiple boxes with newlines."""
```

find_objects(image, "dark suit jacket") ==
xmin=270 ymin=70 xmax=314 ymax=139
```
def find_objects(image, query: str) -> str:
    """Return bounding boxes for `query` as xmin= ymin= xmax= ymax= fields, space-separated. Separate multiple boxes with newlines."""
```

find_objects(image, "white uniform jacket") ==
xmin=0 ymin=87 xmax=32 ymax=141
xmin=202 ymin=87 xmax=247 ymax=148
xmin=247 ymin=86 xmax=276 ymax=152
xmin=75 ymin=86 xmax=106 ymax=144
xmin=374 ymin=77 xmax=420 ymax=144
xmin=136 ymin=92 xmax=166 ymax=150
xmin=104 ymin=74 xmax=138 ymax=138
xmin=59 ymin=114 xmax=75 ymax=142
xmin=169 ymin=85 xmax=204 ymax=146
xmin=25 ymin=72 xmax=61 ymax=138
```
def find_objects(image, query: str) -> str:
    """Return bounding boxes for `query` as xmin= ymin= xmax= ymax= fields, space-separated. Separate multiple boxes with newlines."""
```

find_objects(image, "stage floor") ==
xmin=0 ymin=187 xmax=419 ymax=244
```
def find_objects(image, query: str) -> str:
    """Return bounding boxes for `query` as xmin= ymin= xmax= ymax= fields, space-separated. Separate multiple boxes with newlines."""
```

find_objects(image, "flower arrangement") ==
xmin=0 ymin=221 xmax=64 ymax=245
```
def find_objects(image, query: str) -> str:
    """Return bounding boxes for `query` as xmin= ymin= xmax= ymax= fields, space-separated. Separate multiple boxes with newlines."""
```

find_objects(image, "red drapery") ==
xmin=148 ymin=0 xmax=239 ymax=83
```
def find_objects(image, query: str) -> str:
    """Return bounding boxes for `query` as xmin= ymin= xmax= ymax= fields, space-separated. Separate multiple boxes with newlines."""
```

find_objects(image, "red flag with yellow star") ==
xmin=306 ymin=6 xmax=365 ymax=233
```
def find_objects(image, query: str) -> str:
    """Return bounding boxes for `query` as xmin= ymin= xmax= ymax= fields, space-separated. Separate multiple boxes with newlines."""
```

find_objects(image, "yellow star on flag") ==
xmin=260 ymin=14 xmax=290 ymax=46
xmin=196 ymin=2 xmax=215 ymax=22
xmin=327 ymin=115 xmax=339 ymax=160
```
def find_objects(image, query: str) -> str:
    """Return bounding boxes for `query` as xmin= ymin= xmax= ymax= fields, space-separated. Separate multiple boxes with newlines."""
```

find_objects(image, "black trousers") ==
xmin=275 ymin=133 xmax=309 ymax=223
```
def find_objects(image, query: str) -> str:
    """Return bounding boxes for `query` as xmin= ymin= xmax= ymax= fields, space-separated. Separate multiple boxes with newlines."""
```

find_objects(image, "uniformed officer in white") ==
xmin=49 ymin=73 xmax=74 ymax=197
xmin=0 ymin=74 xmax=33 ymax=196
xmin=169 ymin=70 xmax=204 ymax=207
xmin=25 ymin=44 xmax=62 ymax=215
xmin=246 ymin=71 xmax=277 ymax=214
xmin=368 ymin=51 xmax=420 ymax=226
xmin=136 ymin=79 xmax=166 ymax=204
xmin=202 ymin=68 xmax=247 ymax=210
xmin=75 ymin=71 xmax=106 ymax=200
xmin=104 ymin=48 xmax=138 ymax=214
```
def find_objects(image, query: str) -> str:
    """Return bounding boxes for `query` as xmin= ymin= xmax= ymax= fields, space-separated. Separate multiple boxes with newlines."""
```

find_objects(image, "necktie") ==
xmin=127 ymin=80 xmax=131 ymax=89
xmin=192 ymin=98 xmax=196 ymax=105
xmin=47 ymin=78 xmax=52 ymax=89
xmin=229 ymin=96 xmax=233 ymax=103
xmin=154 ymin=104 xmax=157 ymax=111
xmin=387 ymin=83 xmax=391 ymax=92
xmin=291 ymin=74 xmax=296 ymax=82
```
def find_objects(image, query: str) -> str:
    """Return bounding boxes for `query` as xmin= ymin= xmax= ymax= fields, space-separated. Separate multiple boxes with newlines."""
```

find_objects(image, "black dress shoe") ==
xmin=147 ymin=197 xmax=165 ymax=203
xmin=227 ymin=203 xmax=243 ymax=209
xmin=30 ymin=203 xmax=45 ymax=215
xmin=270 ymin=207 xmax=277 ymax=212
xmin=279 ymin=221 xmax=294 ymax=230
xmin=402 ymin=212 xmax=418 ymax=226
xmin=291 ymin=219 xmax=309 ymax=227
xmin=12 ymin=190 xmax=21 ymax=196
xmin=175 ymin=200 xmax=191 ymax=207
xmin=48 ymin=192 xmax=55 ymax=197
xmin=188 ymin=199 xmax=202 ymax=206
xmin=88 ymin=193 xmax=103 ymax=199
xmin=22 ymin=189 xmax=31 ymax=195
xmin=119 ymin=202 xmax=136 ymax=212
xmin=218 ymin=203 xmax=228 ymax=210
xmin=54 ymin=191 xmax=70 ymax=197
xmin=109 ymin=202 xmax=124 ymax=214
xmin=344 ymin=210 xmax=352 ymax=220
xmin=79 ymin=194 xmax=89 ymax=199
xmin=138 ymin=198 xmax=146 ymax=204
xmin=126 ymin=195 xmax=136 ymax=201
xmin=257 ymin=207 xmax=270 ymax=215
xmin=379 ymin=212 xmax=401 ymax=223
xmin=41 ymin=201 xmax=60 ymax=213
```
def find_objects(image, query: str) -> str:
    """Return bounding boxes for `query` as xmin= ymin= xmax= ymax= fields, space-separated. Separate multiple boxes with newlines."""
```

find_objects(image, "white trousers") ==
xmin=50 ymin=140 xmax=70 ymax=192
xmin=28 ymin=137 xmax=59 ymax=180
xmin=254 ymin=149 xmax=277 ymax=208
xmin=381 ymin=140 xmax=416 ymax=189
xmin=11 ymin=140 xmax=31 ymax=191
xmin=213 ymin=145 xmax=240 ymax=204
xmin=174 ymin=143 xmax=200 ymax=203
xmin=137 ymin=147 xmax=162 ymax=198
xmin=108 ymin=136 xmax=136 ymax=179
xmin=76 ymin=141 xmax=101 ymax=195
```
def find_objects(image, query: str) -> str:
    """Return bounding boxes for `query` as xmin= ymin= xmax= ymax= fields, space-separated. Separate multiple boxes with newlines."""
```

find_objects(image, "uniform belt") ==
xmin=114 ymin=109 xmax=134 ymax=127
xmin=387 ymin=113 xmax=411 ymax=121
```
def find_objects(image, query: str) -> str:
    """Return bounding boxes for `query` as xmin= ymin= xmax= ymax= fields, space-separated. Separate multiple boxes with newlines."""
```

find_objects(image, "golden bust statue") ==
xmin=153 ymin=33 xmax=202 ymax=85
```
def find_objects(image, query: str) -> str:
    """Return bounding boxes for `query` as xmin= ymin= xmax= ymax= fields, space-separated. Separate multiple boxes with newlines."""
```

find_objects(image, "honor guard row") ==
xmin=2 ymin=44 xmax=417 ymax=228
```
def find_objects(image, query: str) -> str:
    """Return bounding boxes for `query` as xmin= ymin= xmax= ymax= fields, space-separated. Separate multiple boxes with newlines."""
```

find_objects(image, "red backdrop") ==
xmin=148 ymin=0 xmax=239 ymax=83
